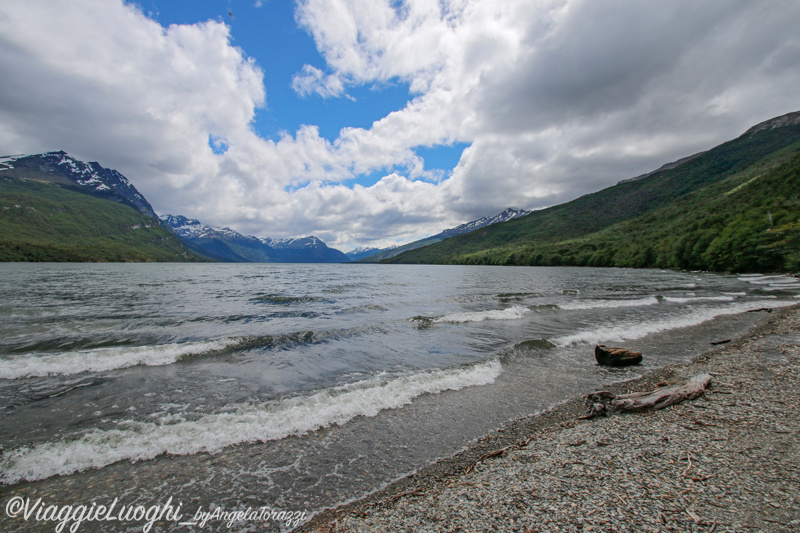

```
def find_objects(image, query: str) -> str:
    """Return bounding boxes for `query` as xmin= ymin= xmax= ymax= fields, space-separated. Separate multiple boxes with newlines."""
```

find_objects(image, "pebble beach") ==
xmin=300 ymin=304 xmax=800 ymax=533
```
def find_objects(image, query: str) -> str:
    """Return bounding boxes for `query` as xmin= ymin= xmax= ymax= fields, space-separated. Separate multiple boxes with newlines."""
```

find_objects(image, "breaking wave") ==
xmin=554 ymin=300 xmax=796 ymax=347
xmin=0 ymin=332 xmax=327 ymax=379
xmin=432 ymin=305 xmax=531 ymax=324
xmin=0 ymin=360 xmax=502 ymax=484
xmin=662 ymin=295 xmax=736 ymax=303
xmin=0 ymin=339 xmax=241 ymax=379
xmin=560 ymin=296 xmax=660 ymax=310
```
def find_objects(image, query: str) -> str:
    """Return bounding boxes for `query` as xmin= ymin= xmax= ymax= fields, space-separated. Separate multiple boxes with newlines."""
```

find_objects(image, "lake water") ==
xmin=1 ymin=263 xmax=798 ymax=531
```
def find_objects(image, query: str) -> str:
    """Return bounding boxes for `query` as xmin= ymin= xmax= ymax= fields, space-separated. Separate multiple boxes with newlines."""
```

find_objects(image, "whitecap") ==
xmin=0 ymin=360 xmax=502 ymax=484
xmin=0 ymin=338 xmax=241 ymax=379
xmin=555 ymin=300 xmax=797 ymax=347
xmin=560 ymin=296 xmax=659 ymax=310
xmin=433 ymin=305 xmax=530 ymax=323
xmin=740 ymin=275 xmax=795 ymax=284
xmin=663 ymin=295 xmax=735 ymax=303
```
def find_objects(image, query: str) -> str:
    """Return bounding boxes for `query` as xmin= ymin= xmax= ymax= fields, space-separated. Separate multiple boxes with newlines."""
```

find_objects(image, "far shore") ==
xmin=299 ymin=304 xmax=800 ymax=532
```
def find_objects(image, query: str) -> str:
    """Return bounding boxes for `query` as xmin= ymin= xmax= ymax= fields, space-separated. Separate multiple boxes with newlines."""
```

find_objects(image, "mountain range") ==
xmin=160 ymin=214 xmax=349 ymax=263
xmin=354 ymin=208 xmax=531 ymax=262
xmin=0 ymin=150 xmax=540 ymax=263
xmin=386 ymin=111 xmax=800 ymax=273
xmin=2 ymin=109 xmax=799 ymax=271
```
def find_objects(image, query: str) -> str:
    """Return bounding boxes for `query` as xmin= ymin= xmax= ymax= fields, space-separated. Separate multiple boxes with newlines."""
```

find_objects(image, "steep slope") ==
xmin=0 ymin=151 xmax=158 ymax=218
xmin=439 ymin=148 xmax=800 ymax=272
xmin=387 ymin=111 xmax=800 ymax=272
xmin=356 ymin=208 xmax=530 ymax=262
xmin=161 ymin=215 xmax=350 ymax=263
xmin=0 ymin=179 xmax=200 ymax=262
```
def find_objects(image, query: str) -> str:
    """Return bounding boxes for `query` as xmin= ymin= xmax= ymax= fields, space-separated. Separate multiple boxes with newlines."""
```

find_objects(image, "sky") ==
xmin=1 ymin=1 xmax=799 ymax=252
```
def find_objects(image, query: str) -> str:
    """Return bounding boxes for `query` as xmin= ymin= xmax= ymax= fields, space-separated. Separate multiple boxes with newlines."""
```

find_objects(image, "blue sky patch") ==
xmin=415 ymin=142 xmax=470 ymax=173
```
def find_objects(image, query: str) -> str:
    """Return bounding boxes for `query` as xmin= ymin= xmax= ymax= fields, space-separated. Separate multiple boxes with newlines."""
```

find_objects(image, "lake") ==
xmin=1 ymin=263 xmax=798 ymax=531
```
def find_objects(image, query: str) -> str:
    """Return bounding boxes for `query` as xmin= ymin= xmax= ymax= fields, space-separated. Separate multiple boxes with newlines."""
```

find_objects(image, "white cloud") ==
xmin=1 ymin=0 xmax=799 ymax=250
xmin=291 ymin=64 xmax=348 ymax=98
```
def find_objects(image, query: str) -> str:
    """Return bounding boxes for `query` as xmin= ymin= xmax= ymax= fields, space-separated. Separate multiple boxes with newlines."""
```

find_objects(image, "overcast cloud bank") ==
xmin=1 ymin=0 xmax=798 ymax=249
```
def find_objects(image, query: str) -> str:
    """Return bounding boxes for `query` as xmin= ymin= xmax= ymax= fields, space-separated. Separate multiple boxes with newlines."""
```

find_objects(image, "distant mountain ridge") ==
xmin=438 ymin=208 xmax=531 ymax=238
xmin=356 ymin=207 xmax=531 ymax=262
xmin=160 ymin=214 xmax=349 ymax=263
xmin=345 ymin=246 xmax=394 ymax=261
xmin=0 ymin=151 xmax=348 ymax=263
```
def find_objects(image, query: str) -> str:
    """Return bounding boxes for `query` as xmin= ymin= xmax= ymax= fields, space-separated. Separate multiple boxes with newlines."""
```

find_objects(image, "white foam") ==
xmin=560 ymin=296 xmax=659 ymax=310
xmin=0 ymin=360 xmax=502 ymax=484
xmin=434 ymin=305 xmax=530 ymax=323
xmin=0 ymin=339 xmax=240 ymax=379
xmin=740 ymin=275 xmax=796 ymax=284
xmin=555 ymin=300 xmax=797 ymax=347
xmin=663 ymin=295 xmax=735 ymax=303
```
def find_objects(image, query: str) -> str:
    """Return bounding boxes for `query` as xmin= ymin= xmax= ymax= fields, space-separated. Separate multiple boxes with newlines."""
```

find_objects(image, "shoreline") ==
xmin=298 ymin=304 xmax=800 ymax=532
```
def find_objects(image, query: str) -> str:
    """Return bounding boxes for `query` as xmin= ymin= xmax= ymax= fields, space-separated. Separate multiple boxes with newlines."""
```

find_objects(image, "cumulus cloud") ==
xmin=1 ymin=0 xmax=799 ymax=250
xmin=292 ymin=64 xmax=348 ymax=98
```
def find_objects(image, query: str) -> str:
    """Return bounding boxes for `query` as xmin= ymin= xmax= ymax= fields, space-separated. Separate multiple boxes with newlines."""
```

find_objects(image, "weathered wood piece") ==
xmin=594 ymin=345 xmax=642 ymax=367
xmin=580 ymin=373 xmax=712 ymax=419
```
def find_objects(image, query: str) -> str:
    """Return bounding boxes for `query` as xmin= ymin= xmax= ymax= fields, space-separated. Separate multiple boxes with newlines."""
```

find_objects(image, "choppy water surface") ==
xmin=0 ymin=263 xmax=798 ymax=529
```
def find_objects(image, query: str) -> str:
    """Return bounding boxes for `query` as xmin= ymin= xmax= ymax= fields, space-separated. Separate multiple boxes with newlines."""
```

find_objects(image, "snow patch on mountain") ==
xmin=0 ymin=155 xmax=24 ymax=171
xmin=438 ymin=208 xmax=530 ymax=239
xmin=0 ymin=151 xmax=157 ymax=218
xmin=158 ymin=215 xmax=213 ymax=239
xmin=160 ymin=215 xmax=349 ymax=263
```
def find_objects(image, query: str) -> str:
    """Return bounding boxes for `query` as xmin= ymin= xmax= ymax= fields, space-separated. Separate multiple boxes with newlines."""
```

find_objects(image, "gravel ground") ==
xmin=300 ymin=305 xmax=800 ymax=533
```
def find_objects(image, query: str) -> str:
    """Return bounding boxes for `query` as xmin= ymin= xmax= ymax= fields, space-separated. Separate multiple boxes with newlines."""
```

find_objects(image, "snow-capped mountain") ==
xmin=345 ymin=246 xmax=397 ymax=261
xmin=355 ymin=207 xmax=531 ymax=262
xmin=0 ymin=151 xmax=157 ymax=218
xmin=436 ymin=208 xmax=531 ymax=239
xmin=160 ymin=214 xmax=349 ymax=263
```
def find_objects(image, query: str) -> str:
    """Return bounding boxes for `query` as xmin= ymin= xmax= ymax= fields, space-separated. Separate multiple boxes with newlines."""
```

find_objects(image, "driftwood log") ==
xmin=580 ymin=373 xmax=712 ymax=419
xmin=595 ymin=345 xmax=643 ymax=367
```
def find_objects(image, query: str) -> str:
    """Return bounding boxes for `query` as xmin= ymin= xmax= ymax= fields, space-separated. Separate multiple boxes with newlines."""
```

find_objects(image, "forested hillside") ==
xmin=0 ymin=179 xmax=202 ymax=262
xmin=387 ymin=113 xmax=800 ymax=273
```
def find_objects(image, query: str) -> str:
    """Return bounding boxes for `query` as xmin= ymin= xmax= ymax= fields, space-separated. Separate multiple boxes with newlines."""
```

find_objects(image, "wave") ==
xmin=555 ymin=300 xmax=796 ymax=347
xmin=496 ymin=292 xmax=541 ymax=300
xmin=0 ymin=332 xmax=327 ymax=379
xmin=559 ymin=296 xmax=659 ymax=310
xmin=528 ymin=304 xmax=560 ymax=313
xmin=251 ymin=294 xmax=324 ymax=304
xmin=514 ymin=338 xmax=557 ymax=350
xmin=0 ymin=360 xmax=502 ymax=484
xmin=0 ymin=339 xmax=241 ymax=379
xmin=433 ymin=305 xmax=530 ymax=324
xmin=739 ymin=275 xmax=797 ymax=284
xmin=662 ymin=295 xmax=736 ymax=303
